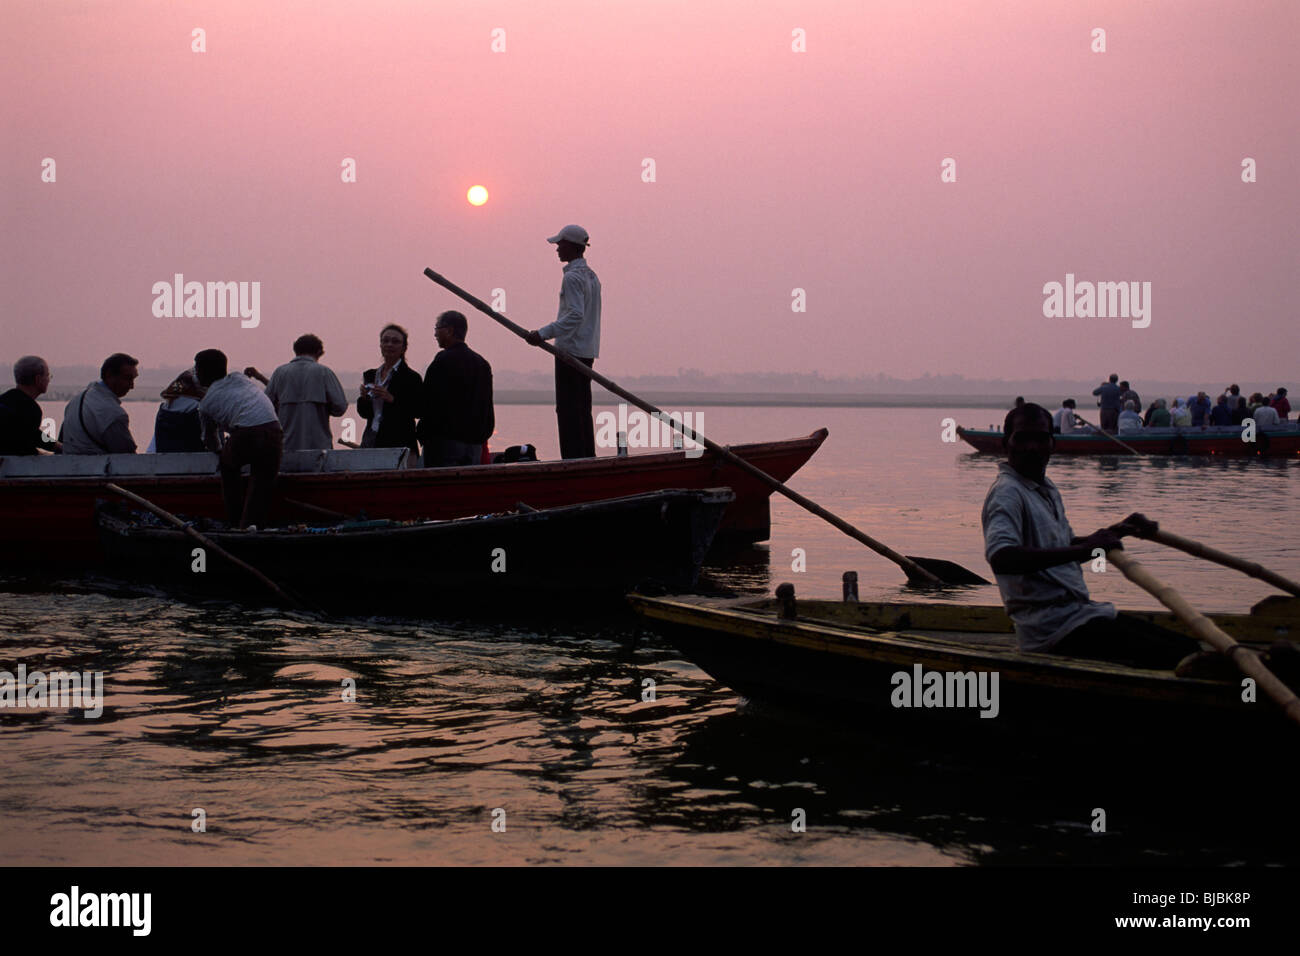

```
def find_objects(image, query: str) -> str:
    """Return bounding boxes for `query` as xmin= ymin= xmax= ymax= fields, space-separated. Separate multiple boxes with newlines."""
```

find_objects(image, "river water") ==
xmin=3 ymin=403 xmax=1298 ymax=865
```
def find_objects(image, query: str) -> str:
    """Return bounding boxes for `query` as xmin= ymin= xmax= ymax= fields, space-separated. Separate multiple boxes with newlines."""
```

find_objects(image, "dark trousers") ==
xmin=219 ymin=422 xmax=283 ymax=528
xmin=555 ymin=356 xmax=595 ymax=459
xmin=423 ymin=438 xmax=483 ymax=467
xmin=1052 ymin=613 xmax=1199 ymax=670
xmin=1099 ymin=408 xmax=1119 ymax=433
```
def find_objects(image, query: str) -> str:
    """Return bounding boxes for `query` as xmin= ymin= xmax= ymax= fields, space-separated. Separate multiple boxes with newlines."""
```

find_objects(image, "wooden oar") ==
xmin=1146 ymin=528 xmax=1300 ymax=597
xmin=1072 ymin=414 xmax=1145 ymax=456
xmin=105 ymin=483 xmax=315 ymax=612
xmin=1107 ymin=547 xmax=1300 ymax=727
xmin=422 ymin=267 xmax=986 ymax=586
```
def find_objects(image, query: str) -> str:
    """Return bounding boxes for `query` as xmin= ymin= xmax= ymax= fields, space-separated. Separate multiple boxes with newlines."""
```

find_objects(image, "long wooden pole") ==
xmin=423 ymin=267 xmax=957 ymax=586
xmin=105 ymin=483 xmax=313 ymax=611
xmin=1149 ymin=529 xmax=1300 ymax=597
xmin=1107 ymin=547 xmax=1300 ymax=727
xmin=1072 ymin=414 xmax=1145 ymax=456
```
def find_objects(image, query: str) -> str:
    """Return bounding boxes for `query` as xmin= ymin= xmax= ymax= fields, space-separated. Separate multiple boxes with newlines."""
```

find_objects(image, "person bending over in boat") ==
xmin=981 ymin=402 xmax=1214 ymax=674
xmin=195 ymin=349 xmax=283 ymax=529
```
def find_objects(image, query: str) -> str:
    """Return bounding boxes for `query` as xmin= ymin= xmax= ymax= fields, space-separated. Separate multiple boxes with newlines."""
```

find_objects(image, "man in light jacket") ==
xmin=262 ymin=334 xmax=348 ymax=451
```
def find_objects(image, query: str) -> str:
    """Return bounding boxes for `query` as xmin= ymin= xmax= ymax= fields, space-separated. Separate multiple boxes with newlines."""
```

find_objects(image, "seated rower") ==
xmin=1052 ymin=398 xmax=1079 ymax=434
xmin=981 ymin=403 xmax=1205 ymax=672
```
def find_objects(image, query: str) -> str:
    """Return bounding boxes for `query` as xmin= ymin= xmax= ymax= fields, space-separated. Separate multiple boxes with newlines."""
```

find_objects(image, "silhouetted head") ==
xmin=194 ymin=349 xmax=228 ymax=387
xmin=293 ymin=334 xmax=324 ymax=358
xmin=434 ymin=310 xmax=468 ymax=349
xmin=1002 ymin=403 xmax=1054 ymax=482
xmin=13 ymin=355 xmax=50 ymax=397
xmin=100 ymin=353 xmax=139 ymax=398
xmin=379 ymin=324 xmax=408 ymax=365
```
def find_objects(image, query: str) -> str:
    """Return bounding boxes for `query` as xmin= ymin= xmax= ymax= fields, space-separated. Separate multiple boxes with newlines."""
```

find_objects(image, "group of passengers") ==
xmin=1052 ymin=375 xmax=1291 ymax=435
xmin=0 ymin=312 xmax=494 ymax=528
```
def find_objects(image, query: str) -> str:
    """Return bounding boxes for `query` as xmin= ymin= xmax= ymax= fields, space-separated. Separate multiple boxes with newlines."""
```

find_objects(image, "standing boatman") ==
xmin=526 ymin=224 xmax=601 ymax=459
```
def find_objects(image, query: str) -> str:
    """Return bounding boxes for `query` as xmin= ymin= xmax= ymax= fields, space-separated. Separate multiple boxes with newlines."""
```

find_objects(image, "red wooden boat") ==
xmin=0 ymin=429 xmax=827 ymax=567
xmin=956 ymin=424 xmax=1300 ymax=457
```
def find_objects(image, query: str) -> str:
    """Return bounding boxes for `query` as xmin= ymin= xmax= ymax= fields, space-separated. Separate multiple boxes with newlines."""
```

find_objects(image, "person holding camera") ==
xmin=357 ymin=323 xmax=422 ymax=458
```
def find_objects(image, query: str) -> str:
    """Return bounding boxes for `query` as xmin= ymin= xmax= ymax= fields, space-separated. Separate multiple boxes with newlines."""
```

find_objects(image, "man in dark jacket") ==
xmin=1091 ymin=373 xmax=1122 ymax=433
xmin=0 ymin=356 xmax=60 ymax=455
xmin=418 ymin=311 xmax=494 ymax=466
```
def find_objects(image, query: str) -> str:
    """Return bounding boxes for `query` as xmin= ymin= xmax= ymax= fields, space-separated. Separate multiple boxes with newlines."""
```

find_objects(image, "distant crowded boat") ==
xmin=956 ymin=423 xmax=1300 ymax=457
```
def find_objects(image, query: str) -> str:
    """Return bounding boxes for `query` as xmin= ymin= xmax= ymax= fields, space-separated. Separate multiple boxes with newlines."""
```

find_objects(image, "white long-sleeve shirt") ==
xmin=539 ymin=258 xmax=601 ymax=359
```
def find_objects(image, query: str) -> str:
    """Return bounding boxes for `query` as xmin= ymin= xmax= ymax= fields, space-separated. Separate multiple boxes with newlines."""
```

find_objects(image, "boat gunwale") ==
xmin=0 ymin=429 xmax=830 ymax=487
xmin=97 ymin=487 xmax=737 ymax=543
xmin=629 ymin=594 xmax=1259 ymax=706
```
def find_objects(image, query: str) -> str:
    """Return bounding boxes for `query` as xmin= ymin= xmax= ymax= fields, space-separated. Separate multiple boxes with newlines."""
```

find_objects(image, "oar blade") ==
xmin=904 ymin=556 xmax=990 ymax=586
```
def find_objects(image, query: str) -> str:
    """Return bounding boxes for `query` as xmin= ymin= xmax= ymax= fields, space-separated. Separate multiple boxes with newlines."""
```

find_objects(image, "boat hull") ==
xmin=97 ymin=489 xmax=734 ymax=611
xmin=2 ymin=430 xmax=826 ymax=568
xmin=956 ymin=424 xmax=1300 ymax=456
xmin=630 ymin=595 xmax=1297 ymax=738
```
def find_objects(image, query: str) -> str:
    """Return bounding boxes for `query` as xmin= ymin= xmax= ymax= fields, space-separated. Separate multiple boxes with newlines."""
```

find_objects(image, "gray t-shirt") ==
xmin=981 ymin=462 xmax=1115 ymax=651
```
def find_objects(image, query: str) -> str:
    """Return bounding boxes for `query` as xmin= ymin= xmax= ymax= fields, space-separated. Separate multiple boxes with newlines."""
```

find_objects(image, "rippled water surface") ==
xmin=4 ymin=405 xmax=1298 ymax=864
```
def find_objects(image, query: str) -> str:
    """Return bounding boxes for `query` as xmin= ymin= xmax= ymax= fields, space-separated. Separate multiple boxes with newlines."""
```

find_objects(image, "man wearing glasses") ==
xmin=418 ymin=310 xmax=494 ymax=467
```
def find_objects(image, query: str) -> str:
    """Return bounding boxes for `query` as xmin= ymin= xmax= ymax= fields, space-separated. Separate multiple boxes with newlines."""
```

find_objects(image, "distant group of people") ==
xmin=1038 ymin=374 xmax=1291 ymax=435
xmin=0 ymin=225 xmax=602 ymax=529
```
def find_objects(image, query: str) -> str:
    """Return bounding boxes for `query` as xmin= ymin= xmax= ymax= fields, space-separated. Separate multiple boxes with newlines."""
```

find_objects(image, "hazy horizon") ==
xmin=4 ymin=1 xmax=1297 ymax=383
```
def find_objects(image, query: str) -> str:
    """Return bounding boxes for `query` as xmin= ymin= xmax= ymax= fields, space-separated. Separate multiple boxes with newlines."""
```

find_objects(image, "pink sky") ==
xmin=3 ymin=0 xmax=1297 ymax=384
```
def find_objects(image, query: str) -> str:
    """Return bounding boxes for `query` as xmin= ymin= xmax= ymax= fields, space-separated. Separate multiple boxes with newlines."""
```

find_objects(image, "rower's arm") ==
xmin=989 ymin=542 xmax=1104 ymax=575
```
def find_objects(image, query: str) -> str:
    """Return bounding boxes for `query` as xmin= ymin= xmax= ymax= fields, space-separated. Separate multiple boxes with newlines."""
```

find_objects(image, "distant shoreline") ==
xmin=40 ymin=388 xmax=1048 ymax=409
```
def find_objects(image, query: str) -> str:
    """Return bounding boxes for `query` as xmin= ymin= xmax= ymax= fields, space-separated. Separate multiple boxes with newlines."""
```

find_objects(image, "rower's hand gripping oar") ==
xmin=422 ymin=268 xmax=985 ymax=586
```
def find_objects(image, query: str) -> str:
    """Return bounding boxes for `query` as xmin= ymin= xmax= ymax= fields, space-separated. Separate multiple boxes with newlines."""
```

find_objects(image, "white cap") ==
xmin=547 ymin=224 xmax=590 ymax=246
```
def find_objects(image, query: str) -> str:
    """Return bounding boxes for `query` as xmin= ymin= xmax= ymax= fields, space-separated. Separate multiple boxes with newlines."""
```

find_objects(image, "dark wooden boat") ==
xmin=2 ymin=429 xmax=826 ymax=568
xmin=628 ymin=591 xmax=1300 ymax=738
xmin=957 ymin=423 xmax=1300 ymax=457
xmin=96 ymin=488 xmax=735 ymax=611
xmin=732 ymin=595 xmax=1296 ymax=646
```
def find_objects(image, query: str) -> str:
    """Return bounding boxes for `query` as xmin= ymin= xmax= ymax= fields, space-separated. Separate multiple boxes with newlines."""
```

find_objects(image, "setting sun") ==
xmin=467 ymin=185 xmax=488 ymax=206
